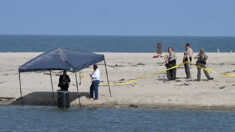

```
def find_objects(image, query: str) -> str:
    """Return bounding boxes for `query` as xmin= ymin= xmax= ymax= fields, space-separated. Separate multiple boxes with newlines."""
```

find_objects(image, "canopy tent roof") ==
xmin=19 ymin=48 xmax=104 ymax=72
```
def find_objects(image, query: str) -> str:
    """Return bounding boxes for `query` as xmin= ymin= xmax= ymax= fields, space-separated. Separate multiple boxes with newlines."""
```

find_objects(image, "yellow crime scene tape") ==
xmin=80 ymin=61 xmax=235 ymax=86
xmin=80 ymin=61 xmax=187 ymax=86
xmin=189 ymin=62 xmax=235 ymax=77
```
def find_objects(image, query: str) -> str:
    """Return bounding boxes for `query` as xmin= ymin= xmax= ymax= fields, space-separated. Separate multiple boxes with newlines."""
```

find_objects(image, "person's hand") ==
xmin=170 ymin=58 xmax=174 ymax=61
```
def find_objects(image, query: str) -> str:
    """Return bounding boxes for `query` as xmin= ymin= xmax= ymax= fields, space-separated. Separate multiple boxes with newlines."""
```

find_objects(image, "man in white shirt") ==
xmin=89 ymin=64 xmax=100 ymax=100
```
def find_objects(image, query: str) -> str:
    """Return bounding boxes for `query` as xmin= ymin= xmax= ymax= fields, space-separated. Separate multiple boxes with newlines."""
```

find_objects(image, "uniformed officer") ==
xmin=183 ymin=43 xmax=193 ymax=78
xmin=165 ymin=47 xmax=177 ymax=80
xmin=194 ymin=48 xmax=213 ymax=81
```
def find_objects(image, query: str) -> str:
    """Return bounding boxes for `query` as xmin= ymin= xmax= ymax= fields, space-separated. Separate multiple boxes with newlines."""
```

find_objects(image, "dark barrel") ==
xmin=57 ymin=90 xmax=70 ymax=108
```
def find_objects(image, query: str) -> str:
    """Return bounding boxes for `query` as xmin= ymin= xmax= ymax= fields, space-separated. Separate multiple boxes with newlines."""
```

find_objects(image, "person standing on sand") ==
xmin=58 ymin=70 xmax=71 ymax=91
xmin=183 ymin=43 xmax=193 ymax=78
xmin=165 ymin=47 xmax=177 ymax=80
xmin=89 ymin=64 xmax=100 ymax=100
xmin=194 ymin=49 xmax=213 ymax=81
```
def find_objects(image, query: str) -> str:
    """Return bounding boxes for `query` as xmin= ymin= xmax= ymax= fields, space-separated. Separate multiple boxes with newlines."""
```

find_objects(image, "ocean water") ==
xmin=0 ymin=106 xmax=234 ymax=132
xmin=0 ymin=35 xmax=235 ymax=52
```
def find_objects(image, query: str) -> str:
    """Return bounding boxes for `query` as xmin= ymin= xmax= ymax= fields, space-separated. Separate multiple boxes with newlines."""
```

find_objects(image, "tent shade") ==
xmin=19 ymin=48 xmax=104 ymax=72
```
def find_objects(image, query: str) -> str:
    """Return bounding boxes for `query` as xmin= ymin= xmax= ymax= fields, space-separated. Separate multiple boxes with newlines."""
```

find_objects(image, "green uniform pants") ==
xmin=184 ymin=63 xmax=191 ymax=78
xmin=197 ymin=63 xmax=211 ymax=81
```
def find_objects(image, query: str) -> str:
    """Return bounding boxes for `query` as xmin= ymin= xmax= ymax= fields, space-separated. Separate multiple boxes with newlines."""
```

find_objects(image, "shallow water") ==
xmin=0 ymin=106 xmax=234 ymax=132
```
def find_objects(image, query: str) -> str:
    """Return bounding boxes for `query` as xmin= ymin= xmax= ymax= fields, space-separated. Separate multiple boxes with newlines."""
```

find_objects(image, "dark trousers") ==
xmin=197 ymin=63 xmax=212 ymax=81
xmin=184 ymin=57 xmax=192 ymax=78
xmin=184 ymin=63 xmax=191 ymax=78
xmin=90 ymin=80 xmax=100 ymax=100
xmin=61 ymin=86 xmax=68 ymax=91
xmin=166 ymin=61 xmax=176 ymax=80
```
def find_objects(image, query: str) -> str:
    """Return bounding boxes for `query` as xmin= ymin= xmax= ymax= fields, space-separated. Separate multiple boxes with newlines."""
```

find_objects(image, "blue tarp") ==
xmin=19 ymin=48 xmax=104 ymax=72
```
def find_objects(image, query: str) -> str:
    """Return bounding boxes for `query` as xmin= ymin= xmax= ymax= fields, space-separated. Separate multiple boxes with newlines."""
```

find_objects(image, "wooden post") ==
xmin=157 ymin=43 xmax=162 ymax=55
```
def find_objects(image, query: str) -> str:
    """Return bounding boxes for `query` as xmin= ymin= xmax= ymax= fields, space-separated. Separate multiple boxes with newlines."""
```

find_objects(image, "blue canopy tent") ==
xmin=18 ymin=48 xmax=112 ymax=107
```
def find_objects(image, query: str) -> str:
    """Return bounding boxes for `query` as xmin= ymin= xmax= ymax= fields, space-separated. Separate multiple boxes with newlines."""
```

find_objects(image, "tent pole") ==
xmin=75 ymin=73 xmax=82 ymax=108
xmin=104 ymin=57 xmax=112 ymax=97
xmin=49 ymin=71 xmax=55 ymax=105
xmin=18 ymin=70 xmax=23 ymax=106
xmin=79 ymin=71 xmax=81 ymax=85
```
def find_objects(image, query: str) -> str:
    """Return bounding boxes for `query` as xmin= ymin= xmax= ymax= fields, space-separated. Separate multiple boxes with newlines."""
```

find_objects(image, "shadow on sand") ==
xmin=11 ymin=91 xmax=89 ymax=106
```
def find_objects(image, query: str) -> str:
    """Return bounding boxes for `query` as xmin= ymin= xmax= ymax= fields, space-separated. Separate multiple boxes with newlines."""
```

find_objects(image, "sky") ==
xmin=0 ymin=0 xmax=235 ymax=36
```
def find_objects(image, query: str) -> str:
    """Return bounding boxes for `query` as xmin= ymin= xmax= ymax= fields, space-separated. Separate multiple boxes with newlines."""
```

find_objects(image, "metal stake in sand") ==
xmin=75 ymin=73 xmax=82 ymax=108
xmin=104 ymin=57 xmax=112 ymax=97
xmin=49 ymin=71 xmax=55 ymax=104
xmin=18 ymin=70 xmax=23 ymax=106
xmin=79 ymin=71 xmax=82 ymax=85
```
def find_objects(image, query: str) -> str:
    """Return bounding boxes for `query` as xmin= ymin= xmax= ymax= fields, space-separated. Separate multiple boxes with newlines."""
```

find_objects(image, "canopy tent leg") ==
xmin=79 ymin=71 xmax=81 ymax=85
xmin=18 ymin=71 xmax=23 ymax=106
xmin=104 ymin=57 xmax=112 ymax=97
xmin=75 ymin=73 xmax=82 ymax=108
xmin=49 ymin=71 xmax=55 ymax=105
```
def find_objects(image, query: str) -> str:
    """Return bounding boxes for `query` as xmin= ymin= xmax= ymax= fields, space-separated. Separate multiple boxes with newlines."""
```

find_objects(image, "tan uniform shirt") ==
xmin=184 ymin=47 xmax=193 ymax=58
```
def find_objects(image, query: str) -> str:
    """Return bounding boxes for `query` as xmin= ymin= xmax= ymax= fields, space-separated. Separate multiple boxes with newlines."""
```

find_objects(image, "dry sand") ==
xmin=0 ymin=52 xmax=235 ymax=110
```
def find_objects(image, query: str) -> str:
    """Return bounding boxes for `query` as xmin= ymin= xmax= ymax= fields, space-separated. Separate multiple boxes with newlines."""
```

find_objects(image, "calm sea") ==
xmin=0 ymin=106 xmax=234 ymax=132
xmin=0 ymin=35 xmax=235 ymax=52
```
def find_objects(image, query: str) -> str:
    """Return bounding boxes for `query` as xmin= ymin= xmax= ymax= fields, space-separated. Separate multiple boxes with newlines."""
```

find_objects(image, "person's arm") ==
xmin=194 ymin=53 xmax=200 ymax=59
xmin=205 ymin=55 xmax=208 ymax=61
xmin=183 ymin=52 xmax=187 ymax=60
xmin=164 ymin=55 xmax=169 ymax=64
xmin=59 ymin=75 xmax=62 ymax=82
xmin=92 ymin=71 xmax=98 ymax=80
xmin=67 ymin=75 xmax=71 ymax=82
xmin=189 ymin=49 xmax=193 ymax=57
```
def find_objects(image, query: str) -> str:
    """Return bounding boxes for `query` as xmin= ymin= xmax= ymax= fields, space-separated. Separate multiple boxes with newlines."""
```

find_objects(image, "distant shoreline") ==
xmin=0 ymin=52 xmax=234 ymax=53
xmin=1 ymin=99 xmax=235 ymax=111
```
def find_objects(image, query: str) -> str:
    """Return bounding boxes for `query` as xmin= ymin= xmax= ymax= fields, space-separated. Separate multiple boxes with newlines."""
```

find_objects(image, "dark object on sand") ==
xmin=57 ymin=90 xmax=70 ymax=108
xmin=157 ymin=43 xmax=162 ymax=55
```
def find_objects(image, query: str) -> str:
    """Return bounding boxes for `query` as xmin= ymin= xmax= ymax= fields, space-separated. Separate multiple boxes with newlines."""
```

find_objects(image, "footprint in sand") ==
xmin=178 ymin=83 xmax=190 ymax=86
xmin=219 ymin=86 xmax=226 ymax=89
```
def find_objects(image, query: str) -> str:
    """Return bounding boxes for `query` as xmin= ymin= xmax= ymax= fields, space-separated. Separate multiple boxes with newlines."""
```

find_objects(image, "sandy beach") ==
xmin=0 ymin=52 xmax=235 ymax=110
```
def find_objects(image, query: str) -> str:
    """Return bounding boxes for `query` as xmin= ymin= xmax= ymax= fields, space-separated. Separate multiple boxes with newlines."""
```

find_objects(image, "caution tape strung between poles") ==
xmin=81 ymin=61 xmax=187 ymax=86
xmin=189 ymin=62 xmax=235 ymax=77
xmin=80 ymin=61 xmax=235 ymax=86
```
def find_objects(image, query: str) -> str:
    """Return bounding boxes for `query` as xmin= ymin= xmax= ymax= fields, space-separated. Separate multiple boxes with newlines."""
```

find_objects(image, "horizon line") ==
xmin=0 ymin=34 xmax=235 ymax=37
